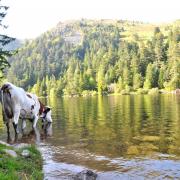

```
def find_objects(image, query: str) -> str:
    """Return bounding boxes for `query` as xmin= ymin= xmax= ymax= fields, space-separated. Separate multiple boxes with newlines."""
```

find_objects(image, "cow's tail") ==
xmin=1 ymin=89 xmax=8 ymax=123
xmin=1 ymin=86 xmax=13 ymax=123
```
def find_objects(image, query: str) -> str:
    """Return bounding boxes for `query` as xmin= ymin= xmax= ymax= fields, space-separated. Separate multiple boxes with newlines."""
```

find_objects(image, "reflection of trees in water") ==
xmin=43 ymin=95 xmax=180 ymax=157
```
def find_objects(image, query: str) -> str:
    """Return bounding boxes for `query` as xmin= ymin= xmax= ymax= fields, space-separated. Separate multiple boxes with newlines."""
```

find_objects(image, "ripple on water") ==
xmin=40 ymin=144 xmax=180 ymax=180
xmin=0 ymin=95 xmax=180 ymax=179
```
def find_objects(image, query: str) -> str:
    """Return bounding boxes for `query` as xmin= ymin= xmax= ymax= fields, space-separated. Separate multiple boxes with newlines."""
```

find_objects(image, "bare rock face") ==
xmin=4 ymin=149 xmax=17 ymax=158
xmin=74 ymin=170 xmax=97 ymax=180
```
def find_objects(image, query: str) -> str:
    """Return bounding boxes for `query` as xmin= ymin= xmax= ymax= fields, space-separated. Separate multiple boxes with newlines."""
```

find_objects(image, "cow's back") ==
xmin=1 ymin=82 xmax=41 ymax=121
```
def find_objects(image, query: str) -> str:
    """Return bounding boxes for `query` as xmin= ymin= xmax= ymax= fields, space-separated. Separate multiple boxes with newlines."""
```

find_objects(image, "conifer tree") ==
xmin=0 ymin=2 xmax=15 ymax=78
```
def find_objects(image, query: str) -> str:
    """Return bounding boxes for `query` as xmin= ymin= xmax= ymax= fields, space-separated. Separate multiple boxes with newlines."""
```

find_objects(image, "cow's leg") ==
xmin=2 ymin=113 xmax=11 ymax=141
xmin=13 ymin=108 xmax=20 ymax=134
xmin=13 ymin=122 xmax=19 ymax=134
xmin=6 ymin=122 xmax=10 ymax=136
xmin=6 ymin=122 xmax=11 ymax=142
xmin=33 ymin=115 xmax=39 ymax=129
xmin=42 ymin=119 xmax=46 ymax=129
xmin=22 ymin=119 xmax=26 ymax=130
xmin=21 ymin=119 xmax=26 ymax=134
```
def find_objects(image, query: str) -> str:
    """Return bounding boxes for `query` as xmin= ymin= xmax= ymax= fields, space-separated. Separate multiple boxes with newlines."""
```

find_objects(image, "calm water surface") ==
xmin=0 ymin=94 xmax=180 ymax=179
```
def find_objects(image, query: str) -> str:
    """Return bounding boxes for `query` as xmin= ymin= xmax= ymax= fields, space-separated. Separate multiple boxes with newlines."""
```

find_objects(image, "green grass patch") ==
xmin=0 ymin=144 xmax=43 ymax=180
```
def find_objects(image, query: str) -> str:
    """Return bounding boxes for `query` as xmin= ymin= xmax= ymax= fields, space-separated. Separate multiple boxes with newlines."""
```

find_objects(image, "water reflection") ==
xmin=0 ymin=120 xmax=52 ymax=145
xmin=47 ymin=95 xmax=180 ymax=158
xmin=0 ymin=94 xmax=180 ymax=179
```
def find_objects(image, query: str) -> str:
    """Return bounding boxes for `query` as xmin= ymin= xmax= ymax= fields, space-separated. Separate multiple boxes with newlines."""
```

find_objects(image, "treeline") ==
xmin=7 ymin=20 xmax=180 ymax=96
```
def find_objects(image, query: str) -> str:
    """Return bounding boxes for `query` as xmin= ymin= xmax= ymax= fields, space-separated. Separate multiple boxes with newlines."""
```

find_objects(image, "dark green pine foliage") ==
xmin=6 ymin=20 xmax=180 ymax=95
xmin=0 ymin=3 xmax=15 ymax=78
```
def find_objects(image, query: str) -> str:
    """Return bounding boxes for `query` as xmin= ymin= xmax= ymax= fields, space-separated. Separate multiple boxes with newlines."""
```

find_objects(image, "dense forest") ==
xmin=6 ymin=19 xmax=180 ymax=96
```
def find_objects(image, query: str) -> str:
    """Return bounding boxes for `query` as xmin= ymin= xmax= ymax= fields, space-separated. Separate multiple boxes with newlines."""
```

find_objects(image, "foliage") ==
xmin=6 ymin=19 xmax=180 ymax=96
xmin=0 ymin=2 xmax=15 ymax=78
xmin=148 ymin=88 xmax=160 ymax=94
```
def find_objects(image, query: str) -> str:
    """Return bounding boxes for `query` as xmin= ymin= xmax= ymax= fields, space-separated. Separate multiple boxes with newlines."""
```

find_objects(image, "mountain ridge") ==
xmin=6 ymin=19 xmax=180 ymax=96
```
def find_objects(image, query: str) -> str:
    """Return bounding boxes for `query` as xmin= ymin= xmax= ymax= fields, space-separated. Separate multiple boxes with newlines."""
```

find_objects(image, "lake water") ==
xmin=0 ymin=94 xmax=180 ymax=179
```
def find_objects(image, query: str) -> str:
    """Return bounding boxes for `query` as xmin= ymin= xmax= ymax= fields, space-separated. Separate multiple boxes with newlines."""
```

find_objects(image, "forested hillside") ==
xmin=7 ymin=19 xmax=180 ymax=96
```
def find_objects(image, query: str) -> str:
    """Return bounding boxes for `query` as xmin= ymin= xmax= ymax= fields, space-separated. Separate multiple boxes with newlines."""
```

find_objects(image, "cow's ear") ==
xmin=45 ymin=107 xmax=51 ymax=112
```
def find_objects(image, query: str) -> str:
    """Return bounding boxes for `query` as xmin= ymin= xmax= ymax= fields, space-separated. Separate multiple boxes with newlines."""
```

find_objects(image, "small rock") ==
xmin=21 ymin=149 xmax=30 ymax=158
xmin=74 ymin=170 xmax=97 ymax=180
xmin=4 ymin=149 xmax=17 ymax=158
xmin=127 ymin=145 xmax=139 ymax=155
xmin=0 ymin=140 xmax=11 ymax=147
xmin=13 ymin=143 xmax=30 ymax=150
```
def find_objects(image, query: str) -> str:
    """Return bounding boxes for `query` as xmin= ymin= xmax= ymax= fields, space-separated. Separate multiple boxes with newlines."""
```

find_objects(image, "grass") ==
xmin=0 ymin=144 xmax=43 ymax=180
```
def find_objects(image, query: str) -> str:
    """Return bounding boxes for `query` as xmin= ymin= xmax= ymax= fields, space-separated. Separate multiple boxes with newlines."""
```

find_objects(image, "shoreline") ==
xmin=52 ymin=88 xmax=180 ymax=98
xmin=0 ymin=141 xmax=43 ymax=179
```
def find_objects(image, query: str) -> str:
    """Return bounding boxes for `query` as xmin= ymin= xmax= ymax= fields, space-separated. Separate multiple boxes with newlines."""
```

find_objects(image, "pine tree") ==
xmin=158 ymin=66 xmax=165 ymax=89
xmin=115 ymin=76 xmax=123 ymax=93
xmin=153 ymin=29 xmax=165 ymax=63
xmin=133 ymin=73 xmax=142 ymax=90
xmin=144 ymin=63 xmax=153 ymax=89
xmin=97 ymin=66 xmax=106 ymax=95
xmin=0 ymin=3 xmax=15 ymax=78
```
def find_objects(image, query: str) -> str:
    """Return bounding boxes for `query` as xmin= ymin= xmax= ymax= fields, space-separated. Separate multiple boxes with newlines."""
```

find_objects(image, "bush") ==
xmin=82 ymin=90 xmax=97 ymax=97
xmin=137 ymin=88 xmax=148 ymax=94
xmin=121 ymin=89 xmax=130 ymax=95
xmin=148 ymin=88 xmax=160 ymax=94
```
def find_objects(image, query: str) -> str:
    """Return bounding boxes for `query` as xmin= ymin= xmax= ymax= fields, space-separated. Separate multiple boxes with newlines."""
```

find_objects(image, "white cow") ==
xmin=0 ymin=82 xmax=52 ymax=137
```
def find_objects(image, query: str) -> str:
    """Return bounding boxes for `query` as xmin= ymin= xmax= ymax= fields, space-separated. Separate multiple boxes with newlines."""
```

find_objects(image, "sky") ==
xmin=1 ymin=0 xmax=180 ymax=39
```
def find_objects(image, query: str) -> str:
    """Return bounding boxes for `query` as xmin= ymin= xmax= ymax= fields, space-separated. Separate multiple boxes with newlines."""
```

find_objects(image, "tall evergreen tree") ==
xmin=0 ymin=2 xmax=15 ymax=78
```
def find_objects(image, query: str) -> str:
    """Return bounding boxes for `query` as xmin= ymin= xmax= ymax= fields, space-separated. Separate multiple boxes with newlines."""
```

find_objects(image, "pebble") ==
xmin=14 ymin=143 xmax=30 ymax=150
xmin=21 ymin=149 xmax=30 ymax=158
xmin=74 ymin=170 xmax=97 ymax=180
xmin=4 ymin=149 xmax=17 ymax=158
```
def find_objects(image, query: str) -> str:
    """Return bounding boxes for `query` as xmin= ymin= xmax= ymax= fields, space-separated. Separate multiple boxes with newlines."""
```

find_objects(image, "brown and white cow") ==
xmin=0 ymin=82 xmax=52 ymax=137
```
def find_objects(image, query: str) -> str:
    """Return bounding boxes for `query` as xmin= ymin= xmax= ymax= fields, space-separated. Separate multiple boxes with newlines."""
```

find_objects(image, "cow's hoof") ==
xmin=7 ymin=136 xmax=12 ymax=143
xmin=14 ymin=134 xmax=19 ymax=142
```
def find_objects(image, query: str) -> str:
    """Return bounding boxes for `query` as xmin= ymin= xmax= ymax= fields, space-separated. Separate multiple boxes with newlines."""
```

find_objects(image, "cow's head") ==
xmin=41 ymin=106 xmax=52 ymax=123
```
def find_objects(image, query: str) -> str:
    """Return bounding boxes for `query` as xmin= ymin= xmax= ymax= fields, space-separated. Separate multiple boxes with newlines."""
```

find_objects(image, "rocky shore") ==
xmin=0 ymin=140 xmax=43 ymax=179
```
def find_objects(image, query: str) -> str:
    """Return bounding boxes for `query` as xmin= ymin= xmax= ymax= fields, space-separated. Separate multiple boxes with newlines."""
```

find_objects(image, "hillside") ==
xmin=6 ymin=19 xmax=180 ymax=96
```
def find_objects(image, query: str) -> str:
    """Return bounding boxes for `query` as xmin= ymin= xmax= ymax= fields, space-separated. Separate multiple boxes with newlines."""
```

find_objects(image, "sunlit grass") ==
xmin=0 ymin=144 xmax=43 ymax=180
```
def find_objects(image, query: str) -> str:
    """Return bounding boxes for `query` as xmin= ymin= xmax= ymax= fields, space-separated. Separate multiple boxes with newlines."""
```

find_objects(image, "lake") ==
xmin=0 ymin=94 xmax=180 ymax=179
